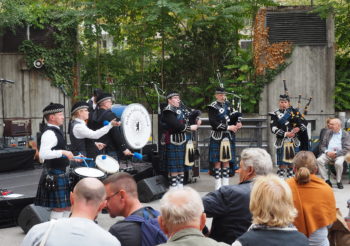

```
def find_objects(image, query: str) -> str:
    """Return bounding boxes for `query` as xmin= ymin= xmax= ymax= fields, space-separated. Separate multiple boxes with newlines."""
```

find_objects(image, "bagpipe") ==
xmin=279 ymin=80 xmax=312 ymax=127
xmin=180 ymin=102 xmax=201 ymax=125
xmin=281 ymin=80 xmax=312 ymax=151
xmin=180 ymin=102 xmax=201 ymax=166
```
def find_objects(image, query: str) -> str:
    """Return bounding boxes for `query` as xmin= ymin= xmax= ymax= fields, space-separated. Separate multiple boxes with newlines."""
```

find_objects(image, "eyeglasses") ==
xmin=106 ymin=191 xmax=120 ymax=201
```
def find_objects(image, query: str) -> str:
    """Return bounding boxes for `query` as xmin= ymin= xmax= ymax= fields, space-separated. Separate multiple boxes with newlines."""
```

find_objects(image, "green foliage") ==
xmin=334 ymin=54 xmax=350 ymax=110
xmin=313 ymin=0 xmax=350 ymax=111
xmin=2 ymin=0 xmax=289 ymax=112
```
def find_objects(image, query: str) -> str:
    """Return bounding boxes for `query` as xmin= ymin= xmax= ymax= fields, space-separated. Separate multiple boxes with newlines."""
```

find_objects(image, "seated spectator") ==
xmin=316 ymin=118 xmax=350 ymax=189
xmin=202 ymin=148 xmax=273 ymax=244
xmin=287 ymin=151 xmax=336 ymax=246
xmin=158 ymin=187 xmax=228 ymax=246
xmin=232 ymin=174 xmax=308 ymax=246
xmin=312 ymin=118 xmax=333 ymax=158
xmin=103 ymin=172 xmax=166 ymax=246
xmin=21 ymin=178 xmax=120 ymax=246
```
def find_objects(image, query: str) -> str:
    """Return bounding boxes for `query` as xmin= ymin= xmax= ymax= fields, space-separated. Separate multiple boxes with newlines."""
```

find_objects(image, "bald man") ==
xmin=317 ymin=118 xmax=350 ymax=189
xmin=158 ymin=187 xmax=228 ymax=246
xmin=22 ymin=178 xmax=120 ymax=246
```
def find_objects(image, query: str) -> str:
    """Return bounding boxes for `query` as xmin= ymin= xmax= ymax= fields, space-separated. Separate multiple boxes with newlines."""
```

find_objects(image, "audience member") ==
xmin=232 ymin=174 xmax=308 ymax=246
xmin=287 ymin=151 xmax=336 ymax=246
xmin=316 ymin=118 xmax=350 ymax=189
xmin=312 ymin=118 xmax=333 ymax=158
xmin=103 ymin=172 xmax=166 ymax=246
xmin=158 ymin=187 xmax=228 ymax=246
xmin=22 ymin=178 xmax=120 ymax=246
xmin=202 ymin=148 xmax=273 ymax=244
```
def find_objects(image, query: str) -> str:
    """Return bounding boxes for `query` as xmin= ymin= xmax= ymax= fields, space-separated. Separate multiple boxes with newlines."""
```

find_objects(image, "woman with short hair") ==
xmin=287 ymin=151 xmax=336 ymax=246
xmin=232 ymin=174 xmax=308 ymax=246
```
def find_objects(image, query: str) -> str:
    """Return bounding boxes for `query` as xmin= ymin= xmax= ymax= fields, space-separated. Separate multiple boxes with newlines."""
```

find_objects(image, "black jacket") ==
xmin=202 ymin=181 xmax=252 ymax=244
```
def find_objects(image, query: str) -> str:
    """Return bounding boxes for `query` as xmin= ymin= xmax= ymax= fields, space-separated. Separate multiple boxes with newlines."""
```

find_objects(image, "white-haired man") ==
xmin=202 ymin=148 xmax=273 ymax=244
xmin=158 ymin=187 xmax=228 ymax=246
xmin=317 ymin=118 xmax=350 ymax=189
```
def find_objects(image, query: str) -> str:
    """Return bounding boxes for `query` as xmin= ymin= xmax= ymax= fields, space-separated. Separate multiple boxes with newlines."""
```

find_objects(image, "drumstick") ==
xmin=73 ymin=156 xmax=94 ymax=161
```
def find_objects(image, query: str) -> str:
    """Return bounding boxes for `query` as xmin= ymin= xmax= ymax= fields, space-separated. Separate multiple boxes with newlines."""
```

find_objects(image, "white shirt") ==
xmin=72 ymin=118 xmax=112 ymax=139
xmin=39 ymin=123 xmax=63 ymax=162
xmin=327 ymin=130 xmax=342 ymax=152
xmin=21 ymin=217 xmax=121 ymax=246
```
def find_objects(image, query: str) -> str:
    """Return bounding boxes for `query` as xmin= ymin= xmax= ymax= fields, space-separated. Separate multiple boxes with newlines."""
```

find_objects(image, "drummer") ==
xmin=69 ymin=101 xmax=119 ymax=167
xmin=35 ymin=103 xmax=76 ymax=220
xmin=87 ymin=92 xmax=133 ymax=159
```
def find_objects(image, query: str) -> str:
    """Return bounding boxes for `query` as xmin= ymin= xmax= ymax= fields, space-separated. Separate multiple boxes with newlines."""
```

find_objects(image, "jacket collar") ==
xmin=169 ymin=228 xmax=204 ymax=242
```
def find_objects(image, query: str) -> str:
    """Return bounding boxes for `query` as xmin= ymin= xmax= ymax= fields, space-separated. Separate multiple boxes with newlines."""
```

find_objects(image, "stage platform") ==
xmin=0 ymin=160 xmax=154 ymax=229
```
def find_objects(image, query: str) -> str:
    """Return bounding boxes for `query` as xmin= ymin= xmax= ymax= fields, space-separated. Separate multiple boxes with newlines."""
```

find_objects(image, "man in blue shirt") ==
xmin=317 ymin=118 xmax=350 ymax=189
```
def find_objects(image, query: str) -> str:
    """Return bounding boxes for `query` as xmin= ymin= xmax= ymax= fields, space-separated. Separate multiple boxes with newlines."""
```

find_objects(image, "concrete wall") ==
xmin=259 ymin=16 xmax=335 ymax=159
xmin=0 ymin=53 xmax=71 ymax=142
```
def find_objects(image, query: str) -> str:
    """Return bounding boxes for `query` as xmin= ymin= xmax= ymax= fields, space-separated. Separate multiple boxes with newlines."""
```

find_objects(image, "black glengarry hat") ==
xmin=279 ymin=94 xmax=290 ymax=101
xmin=166 ymin=91 xmax=180 ymax=99
xmin=71 ymin=101 xmax=89 ymax=115
xmin=43 ymin=103 xmax=64 ymax=116
xmin=215 ymin=87 xmax=227 ymax=94
xmin=96 ymin=92 xmax=112 ymax=105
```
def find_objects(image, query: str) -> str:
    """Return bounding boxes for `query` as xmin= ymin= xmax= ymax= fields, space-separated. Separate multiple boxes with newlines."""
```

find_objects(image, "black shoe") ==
xmin=325 ymin=180 xmax=332 ymax=187
xmin=337 ymin=182 xmax=344 ymax=189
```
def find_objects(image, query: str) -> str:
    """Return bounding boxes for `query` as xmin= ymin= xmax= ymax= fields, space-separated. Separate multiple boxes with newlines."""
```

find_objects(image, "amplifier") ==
xmin=4 ymin=119 xmax=32 ymax=137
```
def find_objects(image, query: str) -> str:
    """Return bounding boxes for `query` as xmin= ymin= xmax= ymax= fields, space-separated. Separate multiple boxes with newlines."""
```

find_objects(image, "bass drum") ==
xmin=111 ymin=103 xmax=151 ymax=150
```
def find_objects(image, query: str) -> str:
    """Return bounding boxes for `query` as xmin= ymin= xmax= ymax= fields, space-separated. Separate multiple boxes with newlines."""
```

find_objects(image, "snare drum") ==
xmin=111 ymin=103 xmax=151 ymax=149
xmin=70 ymin=167 xmax=106 ymax=190
xmin=95 ymin=155 xmax=119 ymax=175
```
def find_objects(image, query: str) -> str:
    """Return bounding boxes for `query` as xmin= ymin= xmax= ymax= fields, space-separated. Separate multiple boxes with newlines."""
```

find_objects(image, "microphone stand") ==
xmin=153 ymin=82 xmax=165 ymax=153
xmin=0 ymin=79 xmax=15 ymax=149
xmin=59 ymin=85 xmax=68 ymax=141
xmin=140 ymin=85 xmax=155 ymax=146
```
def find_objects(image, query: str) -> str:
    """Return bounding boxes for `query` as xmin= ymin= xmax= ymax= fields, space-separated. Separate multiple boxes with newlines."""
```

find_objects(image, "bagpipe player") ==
xmin=208 ymin=87 xmax=242 ymax=190
xmin=161 ymin=92 xmax=201 ymax=189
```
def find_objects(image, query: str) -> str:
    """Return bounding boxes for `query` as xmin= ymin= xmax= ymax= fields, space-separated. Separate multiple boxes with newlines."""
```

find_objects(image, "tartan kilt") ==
xmin=34 ymin=168 xmax=71 ymax=209
xmin=276 ymin=140 xmax=299 ymax=166
xmin=166 ymin=143 xmax=191 ymax=173
xmin=209 ymin=136 xmax=235 ymax=163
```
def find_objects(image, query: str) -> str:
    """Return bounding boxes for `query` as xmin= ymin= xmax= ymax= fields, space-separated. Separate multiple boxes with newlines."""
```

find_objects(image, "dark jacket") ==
xmin=236 ymin=226 xmax=308 ymax=246
xmin=202 ymin=181 xmax=252 ymax=244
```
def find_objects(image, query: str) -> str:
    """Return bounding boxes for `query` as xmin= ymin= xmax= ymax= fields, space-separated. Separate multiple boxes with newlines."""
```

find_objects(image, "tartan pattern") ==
xmin=276 ymin=141 xmax=299 ymax=166
xmin=35 ymin=169 xmax=71 ymax=208
xmin=209 ymin=136 xmax=236 ymax=163
xmin=166 ymin=143 xmax=191 ymax=172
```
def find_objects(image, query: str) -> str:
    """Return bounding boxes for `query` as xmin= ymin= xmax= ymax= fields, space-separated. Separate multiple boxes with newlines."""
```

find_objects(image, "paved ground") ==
xmin=1 ymin=171 xmax=349 ymax=246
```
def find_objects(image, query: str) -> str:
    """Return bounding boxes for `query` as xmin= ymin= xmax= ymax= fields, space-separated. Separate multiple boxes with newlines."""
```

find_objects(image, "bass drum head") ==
xmin=95 ymin=155 xmax=119 ymax=174
xmin=119 ymin=103 xmax=151 ymax=149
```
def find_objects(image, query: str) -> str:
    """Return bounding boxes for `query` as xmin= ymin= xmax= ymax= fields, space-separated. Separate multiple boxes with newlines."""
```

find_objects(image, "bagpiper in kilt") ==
xmin=161 ymin=92 xmax=201 ymax=189
xmin=35 ymin=103 xmax=76 ymax=220
xmin=269 ymin=94 xmax=308 ymax=179
xmin=208 ymin=87 xmax=242 ymax=190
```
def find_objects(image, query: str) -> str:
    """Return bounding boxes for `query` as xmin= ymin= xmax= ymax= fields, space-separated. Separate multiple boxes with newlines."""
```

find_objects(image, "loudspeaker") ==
xmin=137 ymin=175 xmax=168 ymax=203
xmin=18 ymin=204 xmax=50 ymax=233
